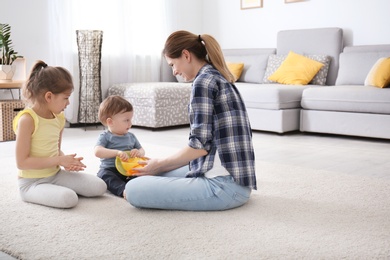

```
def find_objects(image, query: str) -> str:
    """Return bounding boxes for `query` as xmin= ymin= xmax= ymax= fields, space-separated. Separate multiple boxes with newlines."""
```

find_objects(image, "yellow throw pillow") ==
xmin=268 ymin=51 xmax=324 ymax=85
xmin=364 ymin=57 xmax=390 ymax=88
xmin=227 ymin=62 xmax=244 ymax=82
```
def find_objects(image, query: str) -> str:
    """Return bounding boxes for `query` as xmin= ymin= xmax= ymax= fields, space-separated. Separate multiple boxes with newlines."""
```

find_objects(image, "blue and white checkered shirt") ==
xmin=186 ymin=64 xmax=257 ymax=190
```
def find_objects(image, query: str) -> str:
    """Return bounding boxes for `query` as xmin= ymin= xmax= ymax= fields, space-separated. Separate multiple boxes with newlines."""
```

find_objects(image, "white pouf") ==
xmin=108 ymin=82 xmax=192 ymax=128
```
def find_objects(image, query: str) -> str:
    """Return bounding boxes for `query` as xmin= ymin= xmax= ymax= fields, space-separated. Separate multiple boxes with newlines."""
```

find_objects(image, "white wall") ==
xmin=202 ymin=0 xmax=390 ymax=49
xmin=3 ymin=0 xmax=390 ymax=73
xmin=2 ymin=0 xmax=203 ymax=74
xmin=2 ymin=0 xmax=389 ymax=100
xmin=1 ymin=0 xmax=50 ymax=98
xmin=2 ymin=0 xmax=51 ymax=74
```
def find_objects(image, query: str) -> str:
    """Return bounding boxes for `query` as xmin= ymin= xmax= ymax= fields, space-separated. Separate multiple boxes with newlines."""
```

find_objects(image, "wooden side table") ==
xmin=0 ymin=80 xmax=24 ymax=99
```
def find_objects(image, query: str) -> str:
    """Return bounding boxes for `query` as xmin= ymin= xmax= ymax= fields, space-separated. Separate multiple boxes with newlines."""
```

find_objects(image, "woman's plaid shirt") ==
xmin=186 ymin=64 xmax=257 ymax=190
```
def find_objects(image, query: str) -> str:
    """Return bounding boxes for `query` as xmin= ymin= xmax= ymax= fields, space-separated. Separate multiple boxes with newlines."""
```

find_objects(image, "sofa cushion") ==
xmin=364 ymin=57 xmax=390 ymax=88
xmin=336 ymin=51 xmax=390 ymax=85
xmin=301 ymin=85 xmax=390 ymax=114
xmin=226 ymin=62 xmax=244 ymax=82
xmin=263 ymin=54 xmax=331 ymax=85
xmin=235 ymin=82 xmax=309 ymax=109
xmin=268 ymin=51 xmax=324 ymax=85
xmin=277 ymin=27 xmax=343 ymax=85
xmin=224 ymin=54 xmax=269 ymax=83
xmin=306 ymin=54 xmax=331 ymax=85
xmin=223 ymin=48 xmax=276 ymax=84
xmin=263 ymin=54 xmax=287 ymax=83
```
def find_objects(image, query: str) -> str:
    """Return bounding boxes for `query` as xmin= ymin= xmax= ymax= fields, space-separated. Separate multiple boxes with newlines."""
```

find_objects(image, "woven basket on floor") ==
xmin=0 ymin=100 xmax=25 ymax=141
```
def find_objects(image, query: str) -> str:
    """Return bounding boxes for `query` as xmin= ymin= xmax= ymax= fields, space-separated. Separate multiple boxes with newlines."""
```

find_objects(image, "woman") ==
xmin=125 ymin=30 xmax=256 ymax=211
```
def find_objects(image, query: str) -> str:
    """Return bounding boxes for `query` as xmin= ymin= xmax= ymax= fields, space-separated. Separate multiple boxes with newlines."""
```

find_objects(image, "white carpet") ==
xmin=1 ymin=160 xmax=390 ymax=259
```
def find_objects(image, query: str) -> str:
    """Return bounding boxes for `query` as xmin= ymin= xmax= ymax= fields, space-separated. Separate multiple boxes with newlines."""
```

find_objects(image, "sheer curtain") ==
xmin=48 ymin=0 xmax=170 ymax=123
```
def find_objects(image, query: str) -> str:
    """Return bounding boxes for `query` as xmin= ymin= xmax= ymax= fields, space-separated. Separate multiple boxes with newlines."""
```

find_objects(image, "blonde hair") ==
xmin=98 ymin=95 xmax=133 ymax=126
xmin=23 ymin=60 xmax=74 ymax=105
xmin=162 ymin=30 xmax=235 ymax=83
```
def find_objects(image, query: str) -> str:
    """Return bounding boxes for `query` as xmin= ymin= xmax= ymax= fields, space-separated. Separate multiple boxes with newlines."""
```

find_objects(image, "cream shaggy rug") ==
xmin=1 ymin=161 xmax=390 ymax=259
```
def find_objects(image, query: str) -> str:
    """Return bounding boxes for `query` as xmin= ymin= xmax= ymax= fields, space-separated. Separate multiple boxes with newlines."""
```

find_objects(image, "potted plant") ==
xmin=0 ymin=23 xmax=21 ymax=81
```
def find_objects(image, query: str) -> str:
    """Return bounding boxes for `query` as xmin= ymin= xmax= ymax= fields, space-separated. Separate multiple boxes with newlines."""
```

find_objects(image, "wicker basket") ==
xmin=0 ymin=100 xmax=25 ymax=141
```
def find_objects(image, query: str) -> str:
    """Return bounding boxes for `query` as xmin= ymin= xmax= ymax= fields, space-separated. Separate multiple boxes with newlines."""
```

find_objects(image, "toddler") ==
xmin=94 ymin=95 xmax=145 ymax=198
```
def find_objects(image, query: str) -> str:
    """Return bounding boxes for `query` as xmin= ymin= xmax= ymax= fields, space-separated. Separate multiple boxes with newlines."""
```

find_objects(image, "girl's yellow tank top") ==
xmin=13 ymin=108 xmax=66 ymax=178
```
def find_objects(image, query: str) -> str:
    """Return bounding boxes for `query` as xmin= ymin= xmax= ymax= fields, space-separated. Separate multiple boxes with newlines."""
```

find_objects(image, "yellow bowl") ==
xmin=121 ymin=161 xmax=139 ymax=171
xmin=115 ymin=152 xmax=147 ymax=176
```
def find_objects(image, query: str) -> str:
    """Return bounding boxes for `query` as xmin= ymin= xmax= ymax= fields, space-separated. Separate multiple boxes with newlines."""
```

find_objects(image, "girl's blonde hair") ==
xmin=98 ymin=95 xmax=134 ymax=126
xmin=23 ymin=60 xmax=74 ymax=105
xmin=162 ymin=30 xmax=235 ymax=83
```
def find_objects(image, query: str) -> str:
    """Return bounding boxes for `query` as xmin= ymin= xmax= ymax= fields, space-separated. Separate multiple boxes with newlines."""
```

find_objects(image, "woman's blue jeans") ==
xmin=125 ymin=166 xmax=252 ymax=211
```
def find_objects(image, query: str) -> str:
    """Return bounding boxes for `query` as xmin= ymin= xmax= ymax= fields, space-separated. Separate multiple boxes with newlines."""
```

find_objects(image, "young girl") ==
xmin=13 ymin=60 xmax=107 ymax=209
xmin=125 ymin=31 xmax=257 ymax=211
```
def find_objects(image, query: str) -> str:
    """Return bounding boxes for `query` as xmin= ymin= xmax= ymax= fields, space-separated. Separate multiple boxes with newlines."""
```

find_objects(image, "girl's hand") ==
xmin=64 ymin=164 xmax=85 ymax=172
xmin=60 ymin=154 xmax=86 ymax=172
xmin=117 ymin=151 xmax=129 ymax=161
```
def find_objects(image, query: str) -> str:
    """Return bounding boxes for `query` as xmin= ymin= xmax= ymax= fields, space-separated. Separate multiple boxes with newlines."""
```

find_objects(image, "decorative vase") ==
xmin=0 ymin=65 xmax=16 ymax=81
xmin=76 ymin=30 xmax=103 ymax=124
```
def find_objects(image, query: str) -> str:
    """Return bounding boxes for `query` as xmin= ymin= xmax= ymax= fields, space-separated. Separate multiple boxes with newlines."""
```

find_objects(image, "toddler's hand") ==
xmin=117 ymin=151 xmax=129 ymax=161
xmin=129 ymin=149 xmax=142 ymax=158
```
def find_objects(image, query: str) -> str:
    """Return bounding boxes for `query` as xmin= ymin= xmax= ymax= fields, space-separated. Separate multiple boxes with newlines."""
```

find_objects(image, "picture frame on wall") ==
xmin=241 ymin=0 xmax=263 ymax=9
